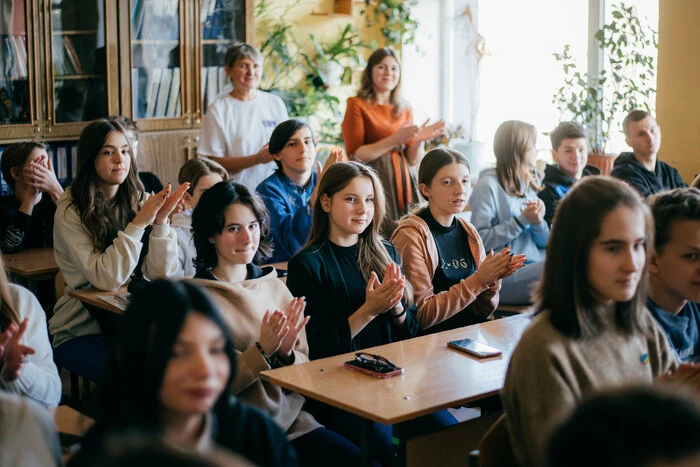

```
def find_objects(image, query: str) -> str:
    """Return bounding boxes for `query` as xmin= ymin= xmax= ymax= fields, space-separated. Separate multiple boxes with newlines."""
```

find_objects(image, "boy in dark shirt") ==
xmin=611 ymin=110 xmax=687 ymax=197
xmin=0 ymin=142 xmax=63 ymax=253
xmin=538 ymin=121 xmax=600 ymax=226
xmin=646 ymin=187 xmax=700 ymax=362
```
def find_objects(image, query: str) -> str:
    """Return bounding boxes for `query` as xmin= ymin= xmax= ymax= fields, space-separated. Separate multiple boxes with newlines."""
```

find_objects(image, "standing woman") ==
xmin=501 ymin=177 xmax=683 ymax=467
xmin=190 ymin=180 xmax=367 ymax=467
xmin=391 ymin=148 xmax=526 ymax=334
xmin=287 ymin=162 xmax=456 ymax=467
xmin=198 ymin=43 xmax=289 ymax=192
xmin=50 ymin=118 xmax=188 ymax=383
xmin=342 ymin=48 xmax=444 ymax=236
xmin=469 ymin=120 xmax=549 ymax=304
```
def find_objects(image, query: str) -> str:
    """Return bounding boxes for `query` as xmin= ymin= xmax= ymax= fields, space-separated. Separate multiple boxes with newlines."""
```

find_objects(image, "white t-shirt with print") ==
xmin=198 ymin=91 xmax=288 ymax=191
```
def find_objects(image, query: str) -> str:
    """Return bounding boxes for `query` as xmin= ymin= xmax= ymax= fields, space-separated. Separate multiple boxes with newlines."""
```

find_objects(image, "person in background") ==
xmin=172 ymin=158 xmax=229 ymax=277
xmin=547 ymin=386 xmax=700 ymax=467
xmin=342 ymin=47 xmax=444 ymax=236
xmin=611 ymin=110 xmax=687 ymax=197
xmin=391 ymin=148 xmax=525 ymax=334
xmin=256 ymin=119 xmax=341 ymax=263
xmin=0 ymin=142 xmax=63 ymax=253
xmin=502 ymin=176 xmax=690 ymax=467
xmin=469 ymin=120 xmax=549 ymax=304
xmin=646 ymin=187 xmax=700 ymax=362
xmin=0 ymin=391 xmax=61 ymax=467
xmin=191 ymin=180 xmax=367 ymax=467
xmin=111 ymin=116 xmax=164 ymax=194
xmin=538 ymin=121 xmax=600 ymax=226
xmin=198 ymin=43 xmax=289 ymax=192
xmin=691 ymin=173 xmax=700 ymax=188
xmin=0 ymin=253 xmax=60 ymax=409
xmin=69 ymin=280 xmax=296 ymax=467
xmin=50 ymin=118 xmax=187 ymax=383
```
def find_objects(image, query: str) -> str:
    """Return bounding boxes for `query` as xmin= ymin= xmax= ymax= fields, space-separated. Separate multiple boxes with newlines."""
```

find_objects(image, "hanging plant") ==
xmin=361 ymin=0 xmax=419 ymax=47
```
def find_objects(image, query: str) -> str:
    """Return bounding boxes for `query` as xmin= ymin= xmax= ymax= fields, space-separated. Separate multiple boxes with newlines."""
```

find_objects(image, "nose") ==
xmin=192 ymin=350 xmax=214 ymax=378
xmin=239 ymin=227 xmax=253 ymax=244
xmin=113 ymin=151 xmax=125 ymax=163
xmin=357 ymin=200 xmax=368 ymax=214
xmin=622 ymin=248 xmax=641 ymax=273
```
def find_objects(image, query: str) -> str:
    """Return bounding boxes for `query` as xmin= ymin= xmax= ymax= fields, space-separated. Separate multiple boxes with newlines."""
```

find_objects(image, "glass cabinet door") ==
xmin=196 ymin=0 xmax=247 ymax=122
xmin=0 ymin=1 xmax=39 ymax=139
xmin=130 ymin=0 xmax=184 ymax=127
xmin=46 ymin=0 xmax=118 ymax=137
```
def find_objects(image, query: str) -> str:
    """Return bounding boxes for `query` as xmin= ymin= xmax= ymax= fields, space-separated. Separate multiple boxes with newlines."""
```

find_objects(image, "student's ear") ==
xmin=625 ymin=135 xmax=632 ymax=148
xmin=648 ymin=251 xmax=661 ymax=275
xmin=320 ymin=193 xmax=331 ymax=213
xmin=272 ymin=152 xmax=282 ymax=163
xmin=9 ymin=166 xmax=23 ymax=181
xmin=182 ymin=191 xmax=192 ymax=208
xmin=419 ymin=183 xmax=430 ymax=200
xmin=551 ymin=149 xmax=560 ymax=164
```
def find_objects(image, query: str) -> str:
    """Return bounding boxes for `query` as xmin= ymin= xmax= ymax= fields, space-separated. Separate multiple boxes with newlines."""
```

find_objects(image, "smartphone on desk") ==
xmin=448 ymin=338 xmax=502 ymax=358
xmin=343 ymin=352 xmax=404 ymax=378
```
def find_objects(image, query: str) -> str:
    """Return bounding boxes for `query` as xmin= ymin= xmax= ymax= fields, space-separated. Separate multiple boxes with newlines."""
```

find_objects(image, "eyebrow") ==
xmin=598 ymin=238 xmax=644 ymax=246
xmin=175 ymin=335 xmax=226 ymax=346
xmin=224 ymin=220 xmax=257 ymax=228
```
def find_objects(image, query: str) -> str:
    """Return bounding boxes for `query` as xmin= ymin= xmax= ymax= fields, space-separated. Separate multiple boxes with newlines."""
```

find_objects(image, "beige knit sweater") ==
xmin=501 ymin=308 xmax=678 ymax=467
xmin=193 ymin=269 xmax=321 ymax=440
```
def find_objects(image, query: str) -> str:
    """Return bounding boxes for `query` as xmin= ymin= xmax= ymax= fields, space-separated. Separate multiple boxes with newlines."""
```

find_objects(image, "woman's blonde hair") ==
xmin=493 ymin=120 xmax=540 ymax=197
xmin=357 ymin=48 xmax=406 ymax=118
xmin=306 ymin=161 xmax=413 ymax=304
xmin=0 ymin=257 xmax=20 ymax=330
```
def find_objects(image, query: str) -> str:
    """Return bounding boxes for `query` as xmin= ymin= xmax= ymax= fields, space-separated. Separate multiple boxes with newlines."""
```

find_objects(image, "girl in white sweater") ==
xmin=0 ymin=257 xmax=60 ymax=408
xmin=50 ymin=117 xmax=188 ymax=383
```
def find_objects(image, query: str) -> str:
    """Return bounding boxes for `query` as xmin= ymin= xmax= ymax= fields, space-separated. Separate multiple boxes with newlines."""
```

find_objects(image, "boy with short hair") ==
xmin=646 ymin=187 xmax=700 ymax=362
xmin=611 ymin=110 xmax=687 ymax=197
xmin=538 ymin=121 xmax=600 ymax=226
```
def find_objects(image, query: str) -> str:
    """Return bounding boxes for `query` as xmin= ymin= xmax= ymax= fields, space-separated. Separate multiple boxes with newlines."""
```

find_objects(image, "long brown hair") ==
xmin=493 ymin=120 xmax=540 ymax=197
xmin=357 ymin=48 xmax=406 ymax=118
xmin=306 ymin=161 xmax=413 ymax=304
xmin=534 ymin=176 xmax=652 ymax=339
xmin=0 ymin=257 xmax=20 ymax=330
xmin=70 ymin=118 xmax=142 ymax=252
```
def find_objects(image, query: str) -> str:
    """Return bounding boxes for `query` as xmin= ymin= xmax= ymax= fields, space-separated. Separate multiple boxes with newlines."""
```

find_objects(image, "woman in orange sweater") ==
xmin=342 ymin=48 xmax=444 ymax=236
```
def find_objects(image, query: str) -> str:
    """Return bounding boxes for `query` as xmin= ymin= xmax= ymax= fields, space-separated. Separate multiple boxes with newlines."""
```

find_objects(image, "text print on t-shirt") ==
xmin=441 ymin=258 xmax=472 ymax=270
xmin=263 ymin=120 xmax=279 ymax=128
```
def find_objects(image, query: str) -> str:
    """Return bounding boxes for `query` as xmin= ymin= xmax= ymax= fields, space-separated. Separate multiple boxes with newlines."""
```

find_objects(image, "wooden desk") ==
xmin=53 ymin=405 xmax=94 ymax=438
xmin=68 ymin=286 xmax=128 ymax=316
xmin=3 ymin=247 xmax=59 ymax=293
xmin=262 ymin=261 xmax=288 ymax=283
xmin=261 ymin=315 xmax=529 ymax=465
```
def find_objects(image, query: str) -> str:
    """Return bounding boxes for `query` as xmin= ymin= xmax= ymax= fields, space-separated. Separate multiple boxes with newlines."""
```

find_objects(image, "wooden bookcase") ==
xmin=0 ymin=0 xmax=253 ymax=186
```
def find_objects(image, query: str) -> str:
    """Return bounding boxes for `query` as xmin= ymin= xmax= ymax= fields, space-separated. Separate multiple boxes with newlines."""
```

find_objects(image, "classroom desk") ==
xmin=3 ymin=247 xmax=59 ymax=294
xmin=53 ymin=405 xmax=94 ymax=438
xmin=68 ymin=286 xmax=128 ymax=316
xmin=261 ymin=314 xmax=530 ymax=466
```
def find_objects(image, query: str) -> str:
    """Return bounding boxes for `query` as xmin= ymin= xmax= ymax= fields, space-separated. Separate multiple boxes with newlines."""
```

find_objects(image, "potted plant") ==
xmin=302 ymin=24 xmax=374 ymax=87
xmin=552 ymin=2 xmax=657 ymax=156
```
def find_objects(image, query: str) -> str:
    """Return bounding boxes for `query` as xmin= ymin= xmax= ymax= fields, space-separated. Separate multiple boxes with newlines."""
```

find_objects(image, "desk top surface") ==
xmin=53 ymin=405 xmax=94 ymax=438
xmin=261 ymin=315 xmax=530 ymax=425
xmin=68 ymin=286 xmax=128 ymax=315
xmin=3 ymin=248 xmax=58 ymax=276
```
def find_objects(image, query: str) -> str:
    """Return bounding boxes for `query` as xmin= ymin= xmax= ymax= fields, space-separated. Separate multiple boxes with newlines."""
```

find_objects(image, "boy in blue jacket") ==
xmin=538 ymin=121 xmax=600 ymax=226
xmin=647 ymin=187 xmax=700 ymax=362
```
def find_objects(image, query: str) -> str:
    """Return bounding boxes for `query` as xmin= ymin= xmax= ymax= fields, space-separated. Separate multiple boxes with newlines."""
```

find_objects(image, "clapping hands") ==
xmin=0 ymin=318 xmax=35 ymax=382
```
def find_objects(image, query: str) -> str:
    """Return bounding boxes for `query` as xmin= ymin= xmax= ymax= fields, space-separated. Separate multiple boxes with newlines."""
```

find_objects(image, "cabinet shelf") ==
xmin=54 ymin=74 xmax=104 ymax=80
xmin=201 ymin=39 xmax=235 ymax=45
xmin=132 ymin=39 xmax=179 ymax=45
xmin=52 ymin=30 xmax=98 ymax=35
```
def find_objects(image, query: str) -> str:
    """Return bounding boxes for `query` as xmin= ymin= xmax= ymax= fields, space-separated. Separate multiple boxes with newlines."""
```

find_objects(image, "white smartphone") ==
xmin=448 ymin=338 xmax=502 ymax=358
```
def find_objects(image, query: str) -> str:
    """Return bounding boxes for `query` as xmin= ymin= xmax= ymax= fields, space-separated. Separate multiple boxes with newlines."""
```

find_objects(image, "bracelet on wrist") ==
xmin=255 ymin=341 xmax=273 ymax=367
xmin=391 ymin=308 xmax=407 ymax=319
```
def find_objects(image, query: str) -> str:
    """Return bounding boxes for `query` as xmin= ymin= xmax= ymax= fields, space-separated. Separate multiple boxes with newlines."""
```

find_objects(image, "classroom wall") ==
xmin=656 ymin=0 xmax=700 ymax=183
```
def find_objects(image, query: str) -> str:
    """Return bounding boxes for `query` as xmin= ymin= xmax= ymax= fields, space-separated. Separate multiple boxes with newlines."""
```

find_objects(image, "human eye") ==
xmin=366 ymin=196 xmax=375 ymax=204
xmin=346 ymin=196 xmax=356 ymax=203
xmin=229 ymin=225 xmax=240 ymax=232
xmin=462 ymin=178 xmax=470 ymax=185
xmin=443 ymin=179 xmax=451 ymax=185
xmin=606 ymin=245 xmax=621 ymax=253
xmin=249 ymin=222 xmax=259 ymax=231
xmin=683 ymin=253 xmax=699 ymax=261
xmin=171 ymin=346 xmax=186 ymax=358
xmin=210 ymin=341 xmax=226 ymax=355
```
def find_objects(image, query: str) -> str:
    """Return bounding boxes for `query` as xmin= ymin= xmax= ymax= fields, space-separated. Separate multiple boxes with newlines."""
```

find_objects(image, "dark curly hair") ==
xmin=191 ymin=181 xmax=272 ymax=271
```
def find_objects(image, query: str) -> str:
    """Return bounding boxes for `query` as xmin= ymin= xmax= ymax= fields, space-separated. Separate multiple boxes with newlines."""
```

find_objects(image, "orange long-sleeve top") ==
xmin=341 ymin=96 xmax=413 ymax=156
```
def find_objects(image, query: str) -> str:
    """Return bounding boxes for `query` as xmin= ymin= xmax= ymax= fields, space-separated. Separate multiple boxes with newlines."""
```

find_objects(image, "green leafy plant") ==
xmin=552 ymin=2 xmax=657 ymax=153
xmin=361 ymin=0 xmax=418 ymax=47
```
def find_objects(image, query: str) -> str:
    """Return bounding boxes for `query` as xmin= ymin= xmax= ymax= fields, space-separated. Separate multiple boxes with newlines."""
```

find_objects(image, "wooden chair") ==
xmin=493 ymin=304 xmax=532 ymax=320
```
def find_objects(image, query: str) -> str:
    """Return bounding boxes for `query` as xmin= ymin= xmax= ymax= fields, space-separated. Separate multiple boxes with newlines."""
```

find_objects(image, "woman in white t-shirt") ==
xmin=198 ymin=43 xmax=289 ymax=191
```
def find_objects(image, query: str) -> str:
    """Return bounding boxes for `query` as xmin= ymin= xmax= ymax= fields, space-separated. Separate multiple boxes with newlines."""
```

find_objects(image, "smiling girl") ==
xmin=391 ymin=148 xmax=525 ymax=333
xmin=191 ymin=180 xmax=366 ymax=466
xmin=49 ymin=118 xmax=188 ymax=382
xmin=256 ymin=119 xmax=340 ymax=263
xmin=501 ymin=176 xmax=681 ymax=467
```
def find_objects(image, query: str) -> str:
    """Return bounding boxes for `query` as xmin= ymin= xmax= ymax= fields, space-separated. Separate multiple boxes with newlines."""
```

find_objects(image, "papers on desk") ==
xmin=98 ymin=292 xmax=131 ymax=312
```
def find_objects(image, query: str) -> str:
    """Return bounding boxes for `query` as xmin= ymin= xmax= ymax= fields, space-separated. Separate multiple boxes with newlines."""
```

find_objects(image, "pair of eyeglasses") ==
xmin=354 ymin=352 xmax=397 ymax=369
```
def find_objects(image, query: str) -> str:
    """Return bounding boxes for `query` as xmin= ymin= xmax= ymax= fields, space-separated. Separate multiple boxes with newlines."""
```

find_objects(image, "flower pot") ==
xmin=317 ymin=61 xmax=344 ymax=87
xmin=587 ymin=153 xmax=618 ymax=176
